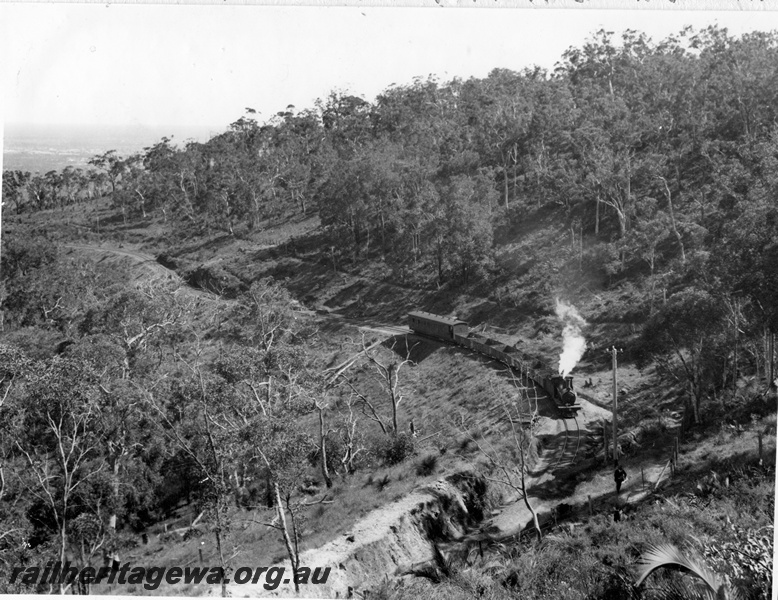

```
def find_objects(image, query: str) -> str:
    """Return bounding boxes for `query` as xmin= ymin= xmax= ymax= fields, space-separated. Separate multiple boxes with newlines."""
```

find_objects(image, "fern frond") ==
xmin=635 ymin=544 xmax=725 ymax=596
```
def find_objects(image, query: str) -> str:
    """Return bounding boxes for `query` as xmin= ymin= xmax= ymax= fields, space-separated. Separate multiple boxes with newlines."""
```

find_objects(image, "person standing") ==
xmin=614 ymin=463 xmax=627 ymax=494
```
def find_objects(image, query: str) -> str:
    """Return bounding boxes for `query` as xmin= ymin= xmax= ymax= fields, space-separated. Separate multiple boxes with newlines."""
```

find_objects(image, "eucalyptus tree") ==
xmin=640 ymin=289 xmax=729 ymax=423
xmin=463 ymin=68 xmax=536 ymax=210
xmin=64 ymin=335 xmax=162 ymax=534
xmin=140 ymin=276 xmax=319 ymax=596
xmin=416 ymin=171 xmax=496 ymax=286
xmin=88 ymin=150 xmax=126 ymax=200
xmin=1 ymin=170 xmax=31 ymax=214
xmin=113 ymin=154 xmax=150 ymax=219
xmin=269 ymin=107 xmax=332 ymax=216
xmin=319 ymin=92 xmax=374 ymax=160
xmin=141 ymin=363 xmax=243 ymax=598
xmin=58 ymin=166 xmax=86 ymax=208
xmin=26 ymin=174 xmax=49 ymax=211
xmin=318 ymin=150 xmax=377 ymax=258
xmin=8 ymin=357 xmax=108 ymax=592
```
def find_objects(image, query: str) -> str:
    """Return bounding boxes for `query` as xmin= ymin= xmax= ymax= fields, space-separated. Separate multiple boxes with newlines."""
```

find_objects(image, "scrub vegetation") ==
xmin=1 ymin=27 xmax=775 ymax=598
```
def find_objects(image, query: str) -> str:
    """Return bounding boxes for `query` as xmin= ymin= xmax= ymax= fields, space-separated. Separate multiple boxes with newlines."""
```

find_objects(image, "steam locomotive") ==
xmin=407 ymin=311 xmax=580 ymax=414
xmin=541 ymin=375 xmax=578 ymax=409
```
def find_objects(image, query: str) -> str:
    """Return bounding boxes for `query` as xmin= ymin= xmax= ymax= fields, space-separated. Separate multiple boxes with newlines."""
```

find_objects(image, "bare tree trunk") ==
xmin=625 ymin=154 xmax=631 ymax=232
xmin=617 ymin=211 xmax=627 ymax=238
xmin=649 ymin=255 xmax=656 ymax=315
xmin=380 ymin=211 xmax=386 ymax=257
xmin=213 ymin=503 xmax=228 ymax=598
xmin=437 ymin=246 xmax=443 ymax=287
xmin=660 ymin=176 xmax=686 ymax=264
xmin=108 ymin=453 xmax=120 ymax=530
xmin=200 ymin=396 xmax=229 ymax=598
xmin=513 ymin=161 xmax=518 ymax=201
xmin=275 ymin=484 xmax=300 ymax=593
xmin=389 ymin=366 xmax=400 ymax=435
xmin=135 ymin=189 xmax=147 ymax=218
xmin=731 ymin=304 xmax=738 ymax=404
xmin=521 ymin=466 xmax=542 ymax=543
xmin=579 ymin=224 xmax=583 ymax=272
xmin=318 ymin=406 xmax=332 ymax=488
xmin=758 ymin=327 xmax=769 ymax=386
xmin=59 ymin=523 xmax=67 ymax=594
xmin=503 ymin=165 xmax=509 ymax=210
xmin=689 ymin=383 xmax=701 ymax=425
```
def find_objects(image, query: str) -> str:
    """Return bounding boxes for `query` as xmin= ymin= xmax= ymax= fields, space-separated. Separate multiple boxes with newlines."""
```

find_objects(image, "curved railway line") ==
xmin=552 ymin=415 xmax=582 ymax=470
xmin=403 ymin=311 xmax=592 ymax=493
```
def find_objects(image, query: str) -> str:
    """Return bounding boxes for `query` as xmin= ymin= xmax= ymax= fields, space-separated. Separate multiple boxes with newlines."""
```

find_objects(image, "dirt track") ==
xmin=64 ymin=243 xmax=220 ymax=302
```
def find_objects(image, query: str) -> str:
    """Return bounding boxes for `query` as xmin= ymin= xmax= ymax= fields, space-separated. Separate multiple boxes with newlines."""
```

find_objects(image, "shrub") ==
xmin=182 ymin=527 xmax=203 ymax=541
xmin=373 ymin=433 xmax=415 ymax=466
xmin=182 ymin=263 xmax=245 ymax=297
xmin=703 ymin=525 xmax=773 ymax=599
xmin=375 ymin=475 xmax=391 ymax=491
xmin=416 ymin=454 xmax=439 ymax=476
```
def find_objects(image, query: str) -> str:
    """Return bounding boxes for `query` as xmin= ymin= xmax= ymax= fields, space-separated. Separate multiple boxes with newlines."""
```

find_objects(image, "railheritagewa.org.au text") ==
xmin=9 ymin=562 xmax=330 ymax=591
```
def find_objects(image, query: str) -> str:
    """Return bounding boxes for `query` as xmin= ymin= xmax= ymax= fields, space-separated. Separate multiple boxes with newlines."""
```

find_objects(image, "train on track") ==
xmin=407 ymin=311 xmax=581 ymax=416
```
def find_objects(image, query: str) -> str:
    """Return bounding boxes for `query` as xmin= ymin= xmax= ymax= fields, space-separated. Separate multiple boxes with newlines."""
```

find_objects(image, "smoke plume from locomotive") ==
xmin=555 ymin=299 xmax=587 ymax=377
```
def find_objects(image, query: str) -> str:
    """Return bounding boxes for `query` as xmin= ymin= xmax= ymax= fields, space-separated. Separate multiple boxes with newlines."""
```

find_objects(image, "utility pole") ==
xmin=612 ymin=346 xmax=618 ymax=465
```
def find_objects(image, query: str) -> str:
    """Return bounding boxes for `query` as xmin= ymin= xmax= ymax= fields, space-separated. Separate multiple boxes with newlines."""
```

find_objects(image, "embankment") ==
xmin=229 ymin=473 xmax=489 ymax=598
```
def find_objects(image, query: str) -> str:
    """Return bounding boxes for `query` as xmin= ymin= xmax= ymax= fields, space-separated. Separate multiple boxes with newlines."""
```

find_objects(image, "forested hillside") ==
xmin=7 ymin=27 xmax=778 ymax=320
xmin=1 ymin=27 xmax=775 ymax=599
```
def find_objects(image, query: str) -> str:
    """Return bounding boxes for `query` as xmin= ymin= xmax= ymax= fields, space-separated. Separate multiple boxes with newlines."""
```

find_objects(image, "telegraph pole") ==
xmin=612 ymin=346 xmax=618 ymax=465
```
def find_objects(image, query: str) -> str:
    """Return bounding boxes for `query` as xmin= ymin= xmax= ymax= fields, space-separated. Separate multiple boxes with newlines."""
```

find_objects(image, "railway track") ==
xmin=336 ymin=319 xmax=589 ymax=473
xmin=552 ymin=415 xmax=582 ymax=470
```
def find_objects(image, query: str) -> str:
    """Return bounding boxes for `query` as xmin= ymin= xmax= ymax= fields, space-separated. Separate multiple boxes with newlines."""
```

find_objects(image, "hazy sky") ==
xmin=4 ymin=2 xmax=778 ymax=133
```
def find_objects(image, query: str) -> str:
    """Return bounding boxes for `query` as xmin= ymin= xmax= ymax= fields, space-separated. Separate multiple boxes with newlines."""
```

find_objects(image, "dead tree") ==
xmin=337 ymin=334 xmax=416 ymax=435
xmin=464 ymin=373 xmax=542 ymax=542
xmin=337 ymin=394 xmax=367 ymax=474
xmin=312 ymin=399 xmax=333 ymax=488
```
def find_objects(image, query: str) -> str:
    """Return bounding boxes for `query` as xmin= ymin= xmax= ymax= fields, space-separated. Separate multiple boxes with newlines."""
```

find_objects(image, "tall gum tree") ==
xmin=10 ymin=357 xmax=107 ymax=592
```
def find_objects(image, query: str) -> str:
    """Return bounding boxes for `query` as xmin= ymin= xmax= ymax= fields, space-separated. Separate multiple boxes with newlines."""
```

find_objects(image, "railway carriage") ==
xmin=407 ymin=311 xmax=469 ymax=341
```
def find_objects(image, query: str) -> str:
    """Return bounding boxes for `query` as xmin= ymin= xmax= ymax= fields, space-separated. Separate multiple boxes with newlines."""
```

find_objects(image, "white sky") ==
xmin=3 ymin=2 xmax=778 ymax=132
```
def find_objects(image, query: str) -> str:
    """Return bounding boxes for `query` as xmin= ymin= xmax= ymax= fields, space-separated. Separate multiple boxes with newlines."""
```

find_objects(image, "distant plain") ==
xmin=2 ymin=123 xmax=218 ymax=173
